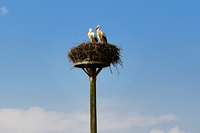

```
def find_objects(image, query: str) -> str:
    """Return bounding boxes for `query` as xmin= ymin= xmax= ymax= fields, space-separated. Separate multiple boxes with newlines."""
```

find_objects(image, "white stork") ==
xmin=95 ymin=25 xmax=107 ymax=43
xmin=86 ymin=28 xmax=98 ymax=43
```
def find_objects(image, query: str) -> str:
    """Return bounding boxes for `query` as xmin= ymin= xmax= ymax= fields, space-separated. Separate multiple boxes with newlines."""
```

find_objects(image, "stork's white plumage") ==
xmin=86 ymin=28 xmax=98 ymax=43
xmin=95 ymin=25 xmax=107 ymax=43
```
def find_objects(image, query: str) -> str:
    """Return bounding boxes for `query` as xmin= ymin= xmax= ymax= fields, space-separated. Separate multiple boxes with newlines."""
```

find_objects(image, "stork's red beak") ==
xmin=95 ymin=27 xmax=98 ymax=31
xmin=86 ymin=31 xmax=89 ymax=34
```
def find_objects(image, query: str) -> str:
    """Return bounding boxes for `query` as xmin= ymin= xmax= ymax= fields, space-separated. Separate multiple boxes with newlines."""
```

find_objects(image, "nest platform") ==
xmin=74 ymin=61 xmax=110 ymax=68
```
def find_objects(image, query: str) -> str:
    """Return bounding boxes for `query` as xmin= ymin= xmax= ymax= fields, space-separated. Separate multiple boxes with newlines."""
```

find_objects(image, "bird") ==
xmin=95 ymin=25 xmax=107 ymax=43
xmin=86 ymin=28 xmax=98 ymax=43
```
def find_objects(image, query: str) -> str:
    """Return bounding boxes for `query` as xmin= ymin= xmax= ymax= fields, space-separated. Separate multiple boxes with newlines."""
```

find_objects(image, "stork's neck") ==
xmin=97 ymin=28 xmax=101 ymax=32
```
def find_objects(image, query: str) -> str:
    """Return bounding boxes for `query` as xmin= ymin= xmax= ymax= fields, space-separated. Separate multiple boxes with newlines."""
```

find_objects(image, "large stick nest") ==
xmin=68 ymin=42 xmax=122 ymax=67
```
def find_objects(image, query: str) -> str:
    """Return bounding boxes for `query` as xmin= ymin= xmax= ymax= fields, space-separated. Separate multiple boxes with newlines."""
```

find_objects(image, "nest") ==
xmin=68 ymin=42 xmax=122 ymax=67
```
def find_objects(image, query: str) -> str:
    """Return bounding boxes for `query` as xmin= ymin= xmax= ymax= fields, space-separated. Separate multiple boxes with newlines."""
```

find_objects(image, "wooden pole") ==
xmin=89 ymin=65 xmax=97 ymax=133
xmin=75 ymin=62 xmax=106 ymax=133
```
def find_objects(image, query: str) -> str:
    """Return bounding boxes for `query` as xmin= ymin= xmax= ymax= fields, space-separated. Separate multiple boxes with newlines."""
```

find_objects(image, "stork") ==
xmin=86 ymin=28 xmax=98 ymax=43
xmin=95 ymin=25 xmax=107 ymax=43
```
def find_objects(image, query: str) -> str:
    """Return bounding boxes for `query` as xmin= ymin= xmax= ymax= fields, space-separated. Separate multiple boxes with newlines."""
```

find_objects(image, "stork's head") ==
xmin=86 ymin=28 xmax=92 ymax=34
xmin=95 ymin=25 xmax=100 ymax=30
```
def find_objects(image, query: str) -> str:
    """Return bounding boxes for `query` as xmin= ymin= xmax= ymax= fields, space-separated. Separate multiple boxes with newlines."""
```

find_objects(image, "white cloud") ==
xmin=150 ymin=127 xmax=192 ymax=133
xmin=0 ymin=107 xmax=89 ymax=133
xmin=0 ymin=6 xmax=9 ymax=15
xmin=0 ymin=106 xmax=177 ymax=133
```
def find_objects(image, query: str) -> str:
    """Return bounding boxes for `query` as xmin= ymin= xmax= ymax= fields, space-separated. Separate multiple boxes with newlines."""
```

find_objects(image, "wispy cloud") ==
xmin=0 ymin=6 xmax=9 ymax=15
xmin=150 ymin=127 xmax=192 ymax=133
xmin=97 ymin=97 xmax=177 ymax=131
xmin=98 ymin=112 xmax=176 ymax=131
xmin=150 ymin=129 xmax=165 ymax=133
xmin=99 ymin=112 xmax=176 ymax=131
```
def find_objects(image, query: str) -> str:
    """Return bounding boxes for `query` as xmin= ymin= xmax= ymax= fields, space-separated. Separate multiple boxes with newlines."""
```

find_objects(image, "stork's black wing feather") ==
xmin=102 ymin=36 xmax=107 ymax=43
xmin=94 ymin=37 xmax=98 ymax=42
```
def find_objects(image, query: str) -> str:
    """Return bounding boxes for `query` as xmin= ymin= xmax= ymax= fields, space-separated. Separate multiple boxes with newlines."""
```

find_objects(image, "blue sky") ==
xmin=0 ymin=0 xmax=200 ymax=133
